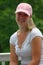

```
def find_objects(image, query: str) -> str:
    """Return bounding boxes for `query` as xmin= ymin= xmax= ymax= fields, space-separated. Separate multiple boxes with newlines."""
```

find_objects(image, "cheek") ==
xmin=16 ymin=15 xmax=19 ymax=21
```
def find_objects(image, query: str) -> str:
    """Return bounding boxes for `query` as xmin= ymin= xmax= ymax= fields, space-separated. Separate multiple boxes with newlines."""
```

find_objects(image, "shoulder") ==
xmin=9 ymin=31 xmax=17 ymax=45
xmin=31 ymin=27 xmax=43 ymax=36
xmin=10 ymin=31 xmax=17 ymax=40
xmin=31 ymin=27 xmax=42 ymax=35
xmin=30 ymin=27 xmax=43 ymax=41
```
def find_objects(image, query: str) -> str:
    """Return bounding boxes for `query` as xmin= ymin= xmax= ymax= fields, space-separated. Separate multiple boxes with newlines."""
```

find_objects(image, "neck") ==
xmin=18 ymin=23 xmax=29 ymax=32
xmin=19 ymin=27 xmax=29 ymax=33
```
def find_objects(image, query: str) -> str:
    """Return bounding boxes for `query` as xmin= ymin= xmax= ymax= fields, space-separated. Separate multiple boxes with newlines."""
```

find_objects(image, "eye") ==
xmin=17 ymin=12 xmax=21 ymax=16
xmin=23 ymin=13 xmax=28 ymax=17
xmin=17 ymin=12 xmax=28 ymax=17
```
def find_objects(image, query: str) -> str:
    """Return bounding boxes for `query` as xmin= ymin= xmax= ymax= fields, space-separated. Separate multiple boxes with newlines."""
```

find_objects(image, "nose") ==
xmin=20 ymin=14 xmax=23 ymax=18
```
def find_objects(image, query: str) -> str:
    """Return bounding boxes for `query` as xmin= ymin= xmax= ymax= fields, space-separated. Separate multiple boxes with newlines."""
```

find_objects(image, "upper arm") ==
xmin=10 ymin=44 xmax=18 ymax=63
xmin=31 ymin=36 xmax=42 ymax=63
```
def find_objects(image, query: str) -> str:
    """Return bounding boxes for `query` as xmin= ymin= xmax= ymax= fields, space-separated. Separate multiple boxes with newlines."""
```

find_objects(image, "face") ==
xmin=16 ymin=12 xmax=30 ymax=28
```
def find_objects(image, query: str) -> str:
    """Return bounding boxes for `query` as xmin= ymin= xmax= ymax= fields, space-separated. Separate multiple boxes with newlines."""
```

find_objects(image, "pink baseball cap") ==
xmin=15 ymin=3 xmax=32 ymax=16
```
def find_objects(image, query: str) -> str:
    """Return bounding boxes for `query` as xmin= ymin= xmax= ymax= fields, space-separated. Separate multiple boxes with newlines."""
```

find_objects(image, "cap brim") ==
xmin=15 ymin=9 xmax=30 ymax=16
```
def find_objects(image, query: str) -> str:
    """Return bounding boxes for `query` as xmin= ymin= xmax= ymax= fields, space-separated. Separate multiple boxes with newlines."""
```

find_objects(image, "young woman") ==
xmin=9 ymin=3 xmax=43 ymax=65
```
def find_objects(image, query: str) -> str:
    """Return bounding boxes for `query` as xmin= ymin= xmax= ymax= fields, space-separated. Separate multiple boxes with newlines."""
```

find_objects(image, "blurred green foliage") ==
xmin=0 ymin=0 xmax=43 ymax=53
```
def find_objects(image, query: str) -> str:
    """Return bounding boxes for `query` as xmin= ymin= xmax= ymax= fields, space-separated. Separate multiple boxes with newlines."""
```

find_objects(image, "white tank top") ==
xmin=10 ymin=27 xmax=43 ymax=65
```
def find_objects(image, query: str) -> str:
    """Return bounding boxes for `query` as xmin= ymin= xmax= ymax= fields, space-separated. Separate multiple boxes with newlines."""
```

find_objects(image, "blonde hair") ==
xmin=26 ymin=17 xmax=36 ymax=31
